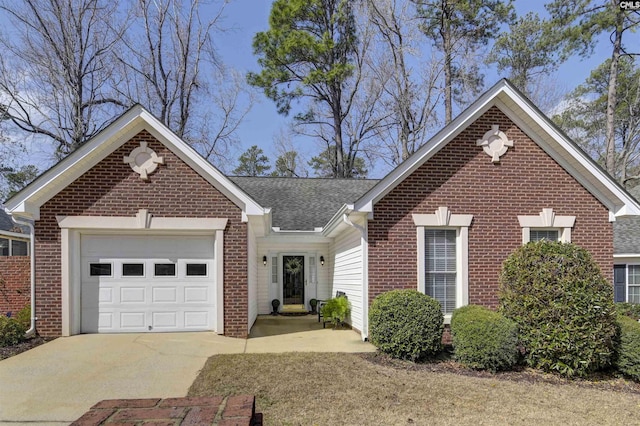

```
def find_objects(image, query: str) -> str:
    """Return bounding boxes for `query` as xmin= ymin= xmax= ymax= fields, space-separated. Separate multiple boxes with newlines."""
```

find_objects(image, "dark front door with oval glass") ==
xmin=283 ymin=255 xmax=304 ymax=305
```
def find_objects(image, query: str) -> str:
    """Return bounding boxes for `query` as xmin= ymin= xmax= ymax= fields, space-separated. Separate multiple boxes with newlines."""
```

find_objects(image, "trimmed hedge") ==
xmin=616 ymin=303 xmax=640 ymax=321
xmin=369 ymin=289 xmax=443 ymax=361
xmin=616 ymin=315 xmax=640 ymax=381
xmin=15 ymin=305 xmax=31 ymax=329
xmin=0 ymin=316 xmax=26 ymax=347
xmin=451 ymin=305 xmax=519 ymax=372
xmin=499 ymin=241 xmax=617 ymax=377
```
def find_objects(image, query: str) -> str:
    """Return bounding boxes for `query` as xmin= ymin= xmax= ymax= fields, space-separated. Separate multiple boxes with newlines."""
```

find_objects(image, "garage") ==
xmin=80 ymin=234 xmax=216 ymax=333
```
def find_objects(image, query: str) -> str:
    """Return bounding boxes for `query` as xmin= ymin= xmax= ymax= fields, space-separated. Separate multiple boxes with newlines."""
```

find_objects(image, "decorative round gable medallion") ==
xmin=123 ymin=141 xmax=164 ymax=180
xmin=476 ymin=125 xmax=513 ymax=163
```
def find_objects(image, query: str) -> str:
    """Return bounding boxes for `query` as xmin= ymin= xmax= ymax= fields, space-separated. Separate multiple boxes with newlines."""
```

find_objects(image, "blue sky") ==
xmin=214 ymin=0 xmax=621 ymax=178
xmin=2 ymin=0 xmax=630 ymax=179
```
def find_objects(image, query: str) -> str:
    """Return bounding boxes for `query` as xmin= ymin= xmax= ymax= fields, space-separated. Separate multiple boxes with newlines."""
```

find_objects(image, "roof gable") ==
xmin=5 ymin=105 xmax=265 ymax=220
xmin=353 ymin=79 xmax=640 ymax=219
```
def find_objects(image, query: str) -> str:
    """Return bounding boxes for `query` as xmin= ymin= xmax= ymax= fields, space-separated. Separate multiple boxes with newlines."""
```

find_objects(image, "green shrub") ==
xmin=451 ymin=305 xmax=519 ymax=372
xmin=0 ymin=316 xmax=26 ymax=347
xmin=321 ymin=296 xmax=351 ymax=327
xmin=615 ymin=302 xmax=640 ymax=320
xmin=616 ymin=315 xmax=640 ymax=381
xmin=15 ymin=305 xmax=31 ymax=329
xmin=369 ymin=289 xmax=443 ymax=361
xmin=499 ymin=241 xmax=617 ymax=378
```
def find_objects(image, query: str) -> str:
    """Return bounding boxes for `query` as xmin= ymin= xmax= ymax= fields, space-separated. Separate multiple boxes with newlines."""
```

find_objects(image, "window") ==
xmin=529 ymin=229 xmax=559 ymax=242
xmin=186 ymin=263 xmax=207 ymax=276
xmin=425 ymin=229 xmax=457 ymax=315
xmin=518 ymin=208 xmax=575 ymax=244
xmin=629 ymin=265 xmax=640 ymax=304
xmin=90 ymin=263 xmax=112 ymax=276
xmin=122 ymin=263 xmax=144 ymax=276
xmin=413 ymin=207 xmax=473 ymax=322
xmin=0 ymin=238 xmax=8 ymax=256
xmin=271 ymin=256 xmax=278 ymax=284
xmin=154 ymin=263 xmax=176 ymax=276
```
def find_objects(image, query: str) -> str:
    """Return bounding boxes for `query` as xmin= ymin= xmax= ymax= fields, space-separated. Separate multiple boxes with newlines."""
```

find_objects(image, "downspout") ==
xmin=11 ymin=215 xmax=36 ymax=336
xmin=342 ymin=213 xmax=369 ymax=341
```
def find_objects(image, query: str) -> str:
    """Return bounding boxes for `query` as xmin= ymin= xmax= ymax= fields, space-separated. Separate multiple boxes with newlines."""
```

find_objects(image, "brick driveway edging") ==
xmin=71 ymin=395 xmax=262 ymax=426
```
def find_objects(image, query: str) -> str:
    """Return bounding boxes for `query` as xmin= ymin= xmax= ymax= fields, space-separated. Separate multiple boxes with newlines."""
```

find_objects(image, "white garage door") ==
xmin=80 ymin=234 xmax=216 ymax=333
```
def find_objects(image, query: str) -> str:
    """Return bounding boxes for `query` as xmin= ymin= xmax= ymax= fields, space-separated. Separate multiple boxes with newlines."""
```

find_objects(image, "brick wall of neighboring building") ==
xmin=35 ymin=130 xmax=248 ymax=337
xmin=368 ymin=106 xmax=613 ymax=308
xmin=0 ymin=256 xmax=30 ymax=316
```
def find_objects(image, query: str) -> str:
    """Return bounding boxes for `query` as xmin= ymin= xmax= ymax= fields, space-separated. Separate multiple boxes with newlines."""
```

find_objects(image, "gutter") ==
xmin=11 ymin=215 xmax=36 ymax=336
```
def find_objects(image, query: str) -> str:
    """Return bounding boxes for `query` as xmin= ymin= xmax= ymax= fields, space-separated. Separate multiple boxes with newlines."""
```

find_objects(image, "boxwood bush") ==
xmin=616 ymin=315 xmax=640 ymax=381
xmin=499 ymin=241 xmax=617 ymax=377
xmin=369 ymin=289 xmax=443 ymax=361
xmin=615 ymin=302 xmax=640 ymax=321
xmin=0 ymin=316 xmax=26 ymax=347
xmin=451 ymin=305 xmax=519 ymax=372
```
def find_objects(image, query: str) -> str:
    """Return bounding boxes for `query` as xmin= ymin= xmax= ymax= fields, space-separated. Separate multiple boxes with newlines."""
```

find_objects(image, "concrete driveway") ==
xmin=0 ymin=318 xmax=374 ymax=425
xmin=0 ymin=333 xmax=246 ymax=425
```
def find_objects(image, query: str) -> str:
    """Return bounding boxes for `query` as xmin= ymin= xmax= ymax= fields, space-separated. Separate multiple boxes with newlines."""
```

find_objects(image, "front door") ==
xmin=283 ymin=255 xmax=304 ymax=305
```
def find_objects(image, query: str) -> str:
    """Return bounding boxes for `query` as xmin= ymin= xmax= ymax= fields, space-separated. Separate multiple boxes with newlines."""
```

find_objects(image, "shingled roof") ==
xmin=230 ymin=177 xmax=379 ymax=231
xmin=0 ymin=208 xmax=28 ymax=234
xmin=614 ymin=186 xmax=640 ymax=254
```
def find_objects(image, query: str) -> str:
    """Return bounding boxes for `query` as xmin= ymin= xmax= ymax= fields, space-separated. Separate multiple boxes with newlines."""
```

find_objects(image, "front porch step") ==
xmin=281 ymin=304 xmax=307 ymax=314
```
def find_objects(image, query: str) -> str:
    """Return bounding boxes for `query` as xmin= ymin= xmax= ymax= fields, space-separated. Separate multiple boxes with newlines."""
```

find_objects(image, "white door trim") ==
xmin=58 ymin=212 xmax=227 ymax=336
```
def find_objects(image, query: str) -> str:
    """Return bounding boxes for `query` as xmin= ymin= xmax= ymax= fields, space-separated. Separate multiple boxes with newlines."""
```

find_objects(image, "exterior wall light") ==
xmin=263 ymin=256 xmax=267 ymax=266
xmin=320 ymin=256 xmax=325 ymax=266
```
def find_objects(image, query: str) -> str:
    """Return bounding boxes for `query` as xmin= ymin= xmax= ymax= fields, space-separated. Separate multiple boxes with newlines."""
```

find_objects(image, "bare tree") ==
xmin=365 ymin=0 xmax=441 ymax=165
xmin=412 ymin=0 xmax=514 ymax=123
xmin=0 ymin=0 xmax=126 ymax=158
xmin=116 ymin=0 xmax=252 ymax=166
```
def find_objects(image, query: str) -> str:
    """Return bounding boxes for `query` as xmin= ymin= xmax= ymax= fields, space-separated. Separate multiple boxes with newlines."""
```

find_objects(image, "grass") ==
xmin=189 ymin=352 xmax=640 ymax=426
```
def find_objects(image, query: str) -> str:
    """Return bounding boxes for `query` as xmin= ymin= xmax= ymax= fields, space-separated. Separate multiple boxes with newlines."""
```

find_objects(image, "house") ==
xmin=613 ymin=186 xmax=640 ymax=305
xmin=0 ymin=209 xmax=31 ymax=315
xmin=5 ymin=79 xmax=640 ymax=340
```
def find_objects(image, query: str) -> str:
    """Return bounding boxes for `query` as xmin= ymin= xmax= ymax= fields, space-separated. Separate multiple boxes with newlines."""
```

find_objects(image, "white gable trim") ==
xmin=5 ymin=105 xmax=265 ymax=220
xmin=353 ymin=80 xmax=640 ymax=219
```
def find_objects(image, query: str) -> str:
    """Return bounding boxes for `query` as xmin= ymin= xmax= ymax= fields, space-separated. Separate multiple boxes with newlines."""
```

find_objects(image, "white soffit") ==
xmin=352 ymin=79 xmax=640 ymax=218
xmin=5 ymin=105 xmax=265 ymax=219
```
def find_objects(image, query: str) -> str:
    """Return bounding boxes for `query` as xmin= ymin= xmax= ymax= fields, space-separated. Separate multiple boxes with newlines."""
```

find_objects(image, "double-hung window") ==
xmin=413 ymin=207 xmax=473 ymax=321
xmin=629 ymin=266 xmax=640 ymax=303
xmin=424 ymin=229 xmax=457 ymax=315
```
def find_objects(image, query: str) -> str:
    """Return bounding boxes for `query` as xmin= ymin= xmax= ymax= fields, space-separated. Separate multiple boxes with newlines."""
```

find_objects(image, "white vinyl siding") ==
xmin=629 ymin=265 xmax=640 ymax=303
xmin=425 ymin=229 xmax=457 ymax=315
xmin=330 ymin=226 xmax=363 ymax=332
xmin=247 ymin=222 xmax=258 ymax=330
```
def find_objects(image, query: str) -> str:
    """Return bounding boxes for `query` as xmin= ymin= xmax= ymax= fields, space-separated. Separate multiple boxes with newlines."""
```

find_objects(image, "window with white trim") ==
xmin=413 ymin=207 xmax=473 ymax=320
xmin=425 ymin=229 xmax=457 ymax=315
xmin=629 ymin=265 xmax=640 ymax=304
xmin=518 ymin=208 xmax=575 ymax=244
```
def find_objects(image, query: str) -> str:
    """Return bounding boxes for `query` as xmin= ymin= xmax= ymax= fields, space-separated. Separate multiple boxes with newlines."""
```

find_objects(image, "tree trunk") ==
xmin=441 ymin=13 xmax=452 ymax=124
xmin=605 ymin=8 xmax=623 ymax=177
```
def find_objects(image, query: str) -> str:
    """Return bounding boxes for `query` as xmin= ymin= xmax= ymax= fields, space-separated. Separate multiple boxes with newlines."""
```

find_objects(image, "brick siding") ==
xmin=368 ymin=106 xmax=613 ymax=309
xmin=35 ymin=130 xmax=248 ymax=337
xmin=0 ymin=256 xmax=30 ymax=316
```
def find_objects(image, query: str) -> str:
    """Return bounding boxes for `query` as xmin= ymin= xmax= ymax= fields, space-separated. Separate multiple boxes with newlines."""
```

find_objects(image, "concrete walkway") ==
xmin=0 ymin=316 xmax=374 ymax=425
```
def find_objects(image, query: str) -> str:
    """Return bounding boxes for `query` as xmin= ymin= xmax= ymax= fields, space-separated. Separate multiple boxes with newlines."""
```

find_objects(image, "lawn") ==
xmin=189 ymin=352 xmax=640 ymax=426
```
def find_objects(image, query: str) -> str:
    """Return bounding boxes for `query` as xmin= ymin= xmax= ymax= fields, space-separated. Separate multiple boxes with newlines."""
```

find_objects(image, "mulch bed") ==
xmin=359 ymin=351 xmax=640 ymax=395
xmin=0 ymin=336 xmax=53 ymax=361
